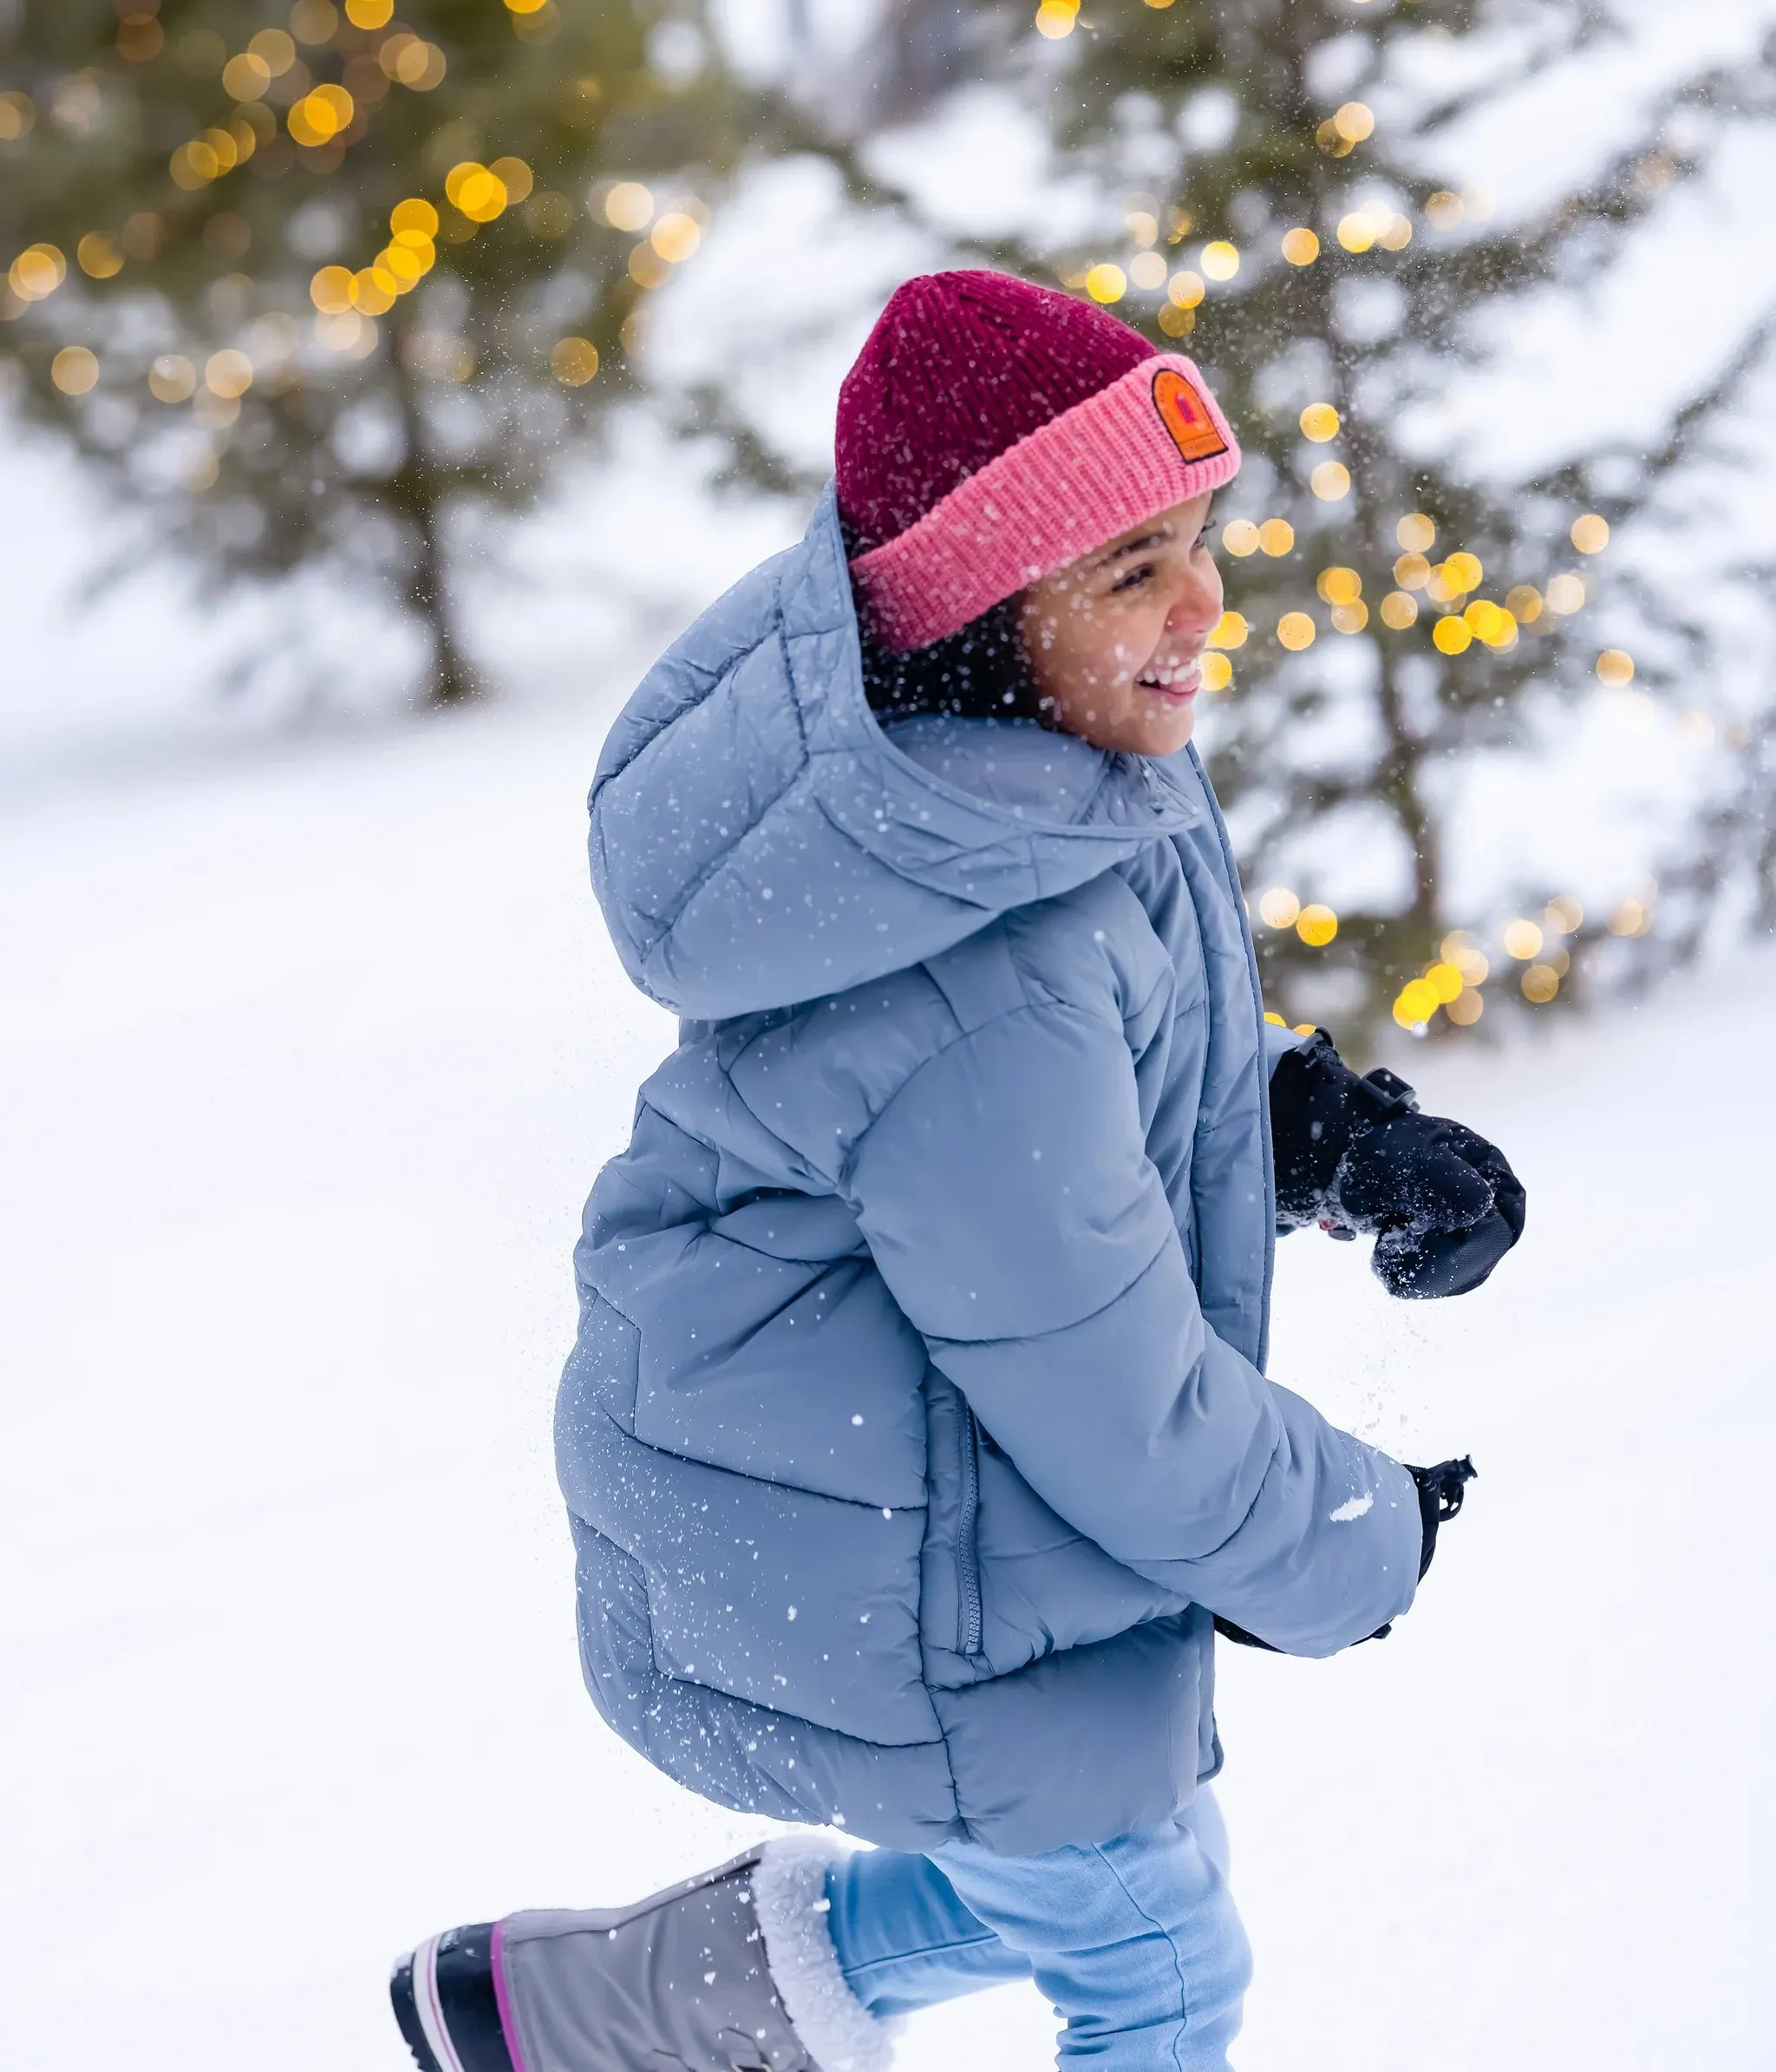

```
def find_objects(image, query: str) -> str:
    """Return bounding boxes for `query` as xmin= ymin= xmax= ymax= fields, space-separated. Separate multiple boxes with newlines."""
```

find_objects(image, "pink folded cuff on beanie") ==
xmin=848 ymin=352 xmax=1241 ymax=653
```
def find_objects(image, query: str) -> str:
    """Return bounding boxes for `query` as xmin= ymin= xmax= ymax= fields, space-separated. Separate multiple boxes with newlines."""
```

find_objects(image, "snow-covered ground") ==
xmin=3 ymin=683 xmax=1770 ymax=2071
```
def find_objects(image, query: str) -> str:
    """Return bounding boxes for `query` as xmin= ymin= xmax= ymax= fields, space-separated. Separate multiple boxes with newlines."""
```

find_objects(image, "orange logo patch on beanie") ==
xmin=1152 ymin=368 xmax=1229 ymax=465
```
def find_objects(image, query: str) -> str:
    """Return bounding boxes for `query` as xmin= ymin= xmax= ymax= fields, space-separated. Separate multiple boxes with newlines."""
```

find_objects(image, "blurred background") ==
xmin=3 ymin=3 xmax=1774 ymax=2069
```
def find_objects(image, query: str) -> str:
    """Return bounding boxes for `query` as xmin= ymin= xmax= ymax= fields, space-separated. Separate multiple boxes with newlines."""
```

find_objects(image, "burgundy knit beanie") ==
xmin=837 ymin=270 xmax=1242 ymax=652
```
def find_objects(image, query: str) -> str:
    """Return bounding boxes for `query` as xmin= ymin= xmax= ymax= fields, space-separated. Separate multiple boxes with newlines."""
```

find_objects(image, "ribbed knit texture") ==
xmin=835 ymin=271 xmax=1155 ymax=553
xmin=836 ymin=271 xmax=1241 ymax=650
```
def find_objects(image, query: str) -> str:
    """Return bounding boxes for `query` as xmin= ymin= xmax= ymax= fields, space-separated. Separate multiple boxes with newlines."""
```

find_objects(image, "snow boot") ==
xmin=389 ymin=1839 xmax=900 ymax=2072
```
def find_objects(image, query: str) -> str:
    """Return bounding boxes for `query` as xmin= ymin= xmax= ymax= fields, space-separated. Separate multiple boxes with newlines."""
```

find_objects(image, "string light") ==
xmin=1297 ymin=904 xmax=1338 ymax=946
xmin=1281 ymin=227 xmax=1320 ymax=265
xmin=551 ymin=337 xmax=600 ymax=384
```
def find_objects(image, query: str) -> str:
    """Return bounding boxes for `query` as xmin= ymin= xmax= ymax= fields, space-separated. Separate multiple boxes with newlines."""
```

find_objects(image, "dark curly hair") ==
xmin=846 ymin=520 xmax=1054 ymax=729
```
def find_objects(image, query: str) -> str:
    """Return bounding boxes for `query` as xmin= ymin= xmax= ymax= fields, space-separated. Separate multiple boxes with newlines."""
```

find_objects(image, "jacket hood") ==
xmin=589 ymin=487 xmax=1206 ymax=1021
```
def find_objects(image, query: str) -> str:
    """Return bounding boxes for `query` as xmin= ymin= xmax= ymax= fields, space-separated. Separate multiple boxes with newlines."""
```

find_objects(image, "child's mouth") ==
xmin=1136 ymin=664 xmax=1200 ymax=703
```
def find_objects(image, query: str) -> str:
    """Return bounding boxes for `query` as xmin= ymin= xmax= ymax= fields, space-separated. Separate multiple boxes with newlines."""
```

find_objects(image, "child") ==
xmin=392 ymin=271 xmax=1523 ymax=2072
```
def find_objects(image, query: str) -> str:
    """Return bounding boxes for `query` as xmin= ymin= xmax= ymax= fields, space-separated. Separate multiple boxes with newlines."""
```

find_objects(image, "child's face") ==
xmin=1017 ymin=492 xmax=1222 ymax=757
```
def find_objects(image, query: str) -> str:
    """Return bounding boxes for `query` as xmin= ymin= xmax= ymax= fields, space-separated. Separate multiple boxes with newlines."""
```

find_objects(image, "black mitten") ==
xmin=1270 ymin=1030 xmax=1525 ymax=1298
xmin=1410 ymin=1455 xmax=1478 ymax=1579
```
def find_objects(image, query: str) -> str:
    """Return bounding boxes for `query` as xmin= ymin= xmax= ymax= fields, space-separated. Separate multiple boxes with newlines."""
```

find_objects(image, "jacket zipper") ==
xmin=957 ymin=1406 xmax=983 ymax=1659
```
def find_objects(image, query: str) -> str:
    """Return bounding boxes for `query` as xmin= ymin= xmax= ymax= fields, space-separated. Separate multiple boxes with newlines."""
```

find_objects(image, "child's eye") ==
xmin=1110 ymin=564 xmax=1155 ymax=594
xmin=1194 ymin=525 xmax=1218 ymax=552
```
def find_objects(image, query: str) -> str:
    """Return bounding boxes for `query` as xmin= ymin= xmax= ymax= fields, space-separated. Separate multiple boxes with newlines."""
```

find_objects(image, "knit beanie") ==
xmin=837 ymin=270 xmax=1242 ymax=653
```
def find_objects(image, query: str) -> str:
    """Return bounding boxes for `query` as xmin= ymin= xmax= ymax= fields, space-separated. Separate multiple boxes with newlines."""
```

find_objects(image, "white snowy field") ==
xmin=2 ymin=687 xmax=1772 ymax=2072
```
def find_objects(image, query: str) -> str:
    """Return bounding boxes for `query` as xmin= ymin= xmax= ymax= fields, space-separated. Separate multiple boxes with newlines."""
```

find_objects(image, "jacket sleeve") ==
xmin=843 ymin=995 xmax=1421 ymax=1656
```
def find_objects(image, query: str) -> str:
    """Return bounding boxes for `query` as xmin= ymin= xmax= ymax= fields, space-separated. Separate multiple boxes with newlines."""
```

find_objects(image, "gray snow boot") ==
xmin=390 ymin=1838 xmax=900 ymax=2072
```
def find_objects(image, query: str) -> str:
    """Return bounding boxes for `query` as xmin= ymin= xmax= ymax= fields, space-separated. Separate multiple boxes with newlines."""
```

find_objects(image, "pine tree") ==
xmin=0 ymin=0 xmax=773 ymax=703
xmin=813 ymin=0 xmax=1776 ymax=1043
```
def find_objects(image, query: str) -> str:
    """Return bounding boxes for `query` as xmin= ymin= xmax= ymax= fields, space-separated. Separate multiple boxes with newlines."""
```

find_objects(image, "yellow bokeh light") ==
xmin=1198 ymin=651 xmax=1233 ymax=692
xmin=1336 ymin=212 xmax=1376 ymax=253
xmin=629 ymin=242 xmax=670 ymax=289
xmin=1394 ymin=552 xmax=1431 ymax=589
xmin=506 ymin=0 xmax=551 ymax=10
xmin=490 ymin=157 xmax=534 ymax=205
xmin=1441 ymin=551 xmax=1483 ymax=592
xmin=391 ymin=198 xmax=441 ymax=239
xmin=1166 ymin=270 xmax=1205 ymax=308
xmin=1596 ymin=649 xmax=1635 ymax=687
xmin=1316 ymin=566 xmax=1362 ymax=607
xmin=310 ymin=264 xmax=355 ymax=313
xmin=1501 ymin=918 xmax=1544 ymax=960
xmin=1201 ymin=240 xmax=1240 ymax=281
xmin=1396 ymin=512 xmax=1436 ymax=552
xmin=1379 ymin=591 xmax=1419 ymax=629
xmin=1310 ymin=461 xmax=1351 ymax=501
xmin=1464 ymin=599 xmax=1516 ymax=647
xmin=1128 ymin=251 xmax=1168 ymax=291
xmin=76 ymin=232 xmax=123 ymax=279
xmin=1157 ymin=303 xmax=1195 ymax=338
xmin=1330 ymin=601 xmax=1369 ymax=634
xmin=147 ymin=353 xmax=196 ymax=402
xmin=1281 ymin=227 xmax=1320 ymax=266
xmin=1223 ymin=520 xmax=1261 ymax=558
xmin=1258 ymin=519 xmax=1296 ymax=557
xmin=649 ymin=211 xmax=702 ymax=262
xmin=1297 ymin=904 xmax=1339 ymax=947
xmin=550 ymin=337 xmax=600 ymax=385
xmin=247 ymin=27 xmax=296 ymax=72
xmin=170 ymin=141 xmax=219 ymax=188
xmin=1425 ymin=191 xmax=1463 ymax=231
xmin=9 ymin=242 xmax=67 ymax=299
xmin=1208 ymin=611 xmax=1248 ymax=649
xmin=604 ymin=181 xmax=654 ymax=232
xmin=1333 ymin=101 xmax=1375 ymax=142
xmin=1521 ymin=964 xmax=1560 ymax=1003
xmin=1277 ymin=611 xmax=1317 ymax=651
xmin=1446 ymin=990 xmax=1484 ymax=1026
xmin=1257 ymin=888 xmax=1301 ymax=930
xmin=1544 ymin=895 xmax=1583 ymax=934
xmin=1440 ymin=933 xmax=1490 ymax=984
xmin=1393 ymin=979 xmax=1440 ymax=1028
xmin=1570 ymin=513 xmax=1610 ymax=554
xmin=1609 ymin=898 xmax=1649 ymax=937
xmin=1034 ymin=1 xmax=1077 ymax=36
xmin=206 ymin=348 xmax=253 ymax=397
xmin=50 ymin=345 xmax=99 ymax=395
xmin=221 ymin=52 xmax=272 ymax=101
xmin=1084 ymin=263 xmax=1127 ymax=303
xmin=1505 ymin=584 xmax=1543 ymax=623
xmin=344 ymin=0 xmax=394 ymax=25
xmin=1299 ymin=402 xmax=1340 ymax=441
xmin=381 ymin=242 xmax=425 ymax=285
xmin=351 ymin=266 xmax=397 ymax=316
xmin=1433 ymin=617 xmax=1472 ymax=655
xmin=1544 ymin=572 xmax=1585 ymax=615
xmin=1424 ymin=962 xmax=1464 ymax=1004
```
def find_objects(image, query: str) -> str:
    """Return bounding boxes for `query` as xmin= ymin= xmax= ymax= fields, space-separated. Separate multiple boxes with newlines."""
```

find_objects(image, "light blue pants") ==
xmin=823 ymin=1791 xmax=1250 ymax=2069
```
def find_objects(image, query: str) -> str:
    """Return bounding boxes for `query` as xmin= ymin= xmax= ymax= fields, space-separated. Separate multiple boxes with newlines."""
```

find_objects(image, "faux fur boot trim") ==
xmin=751 ymin=1838 xmax=904 ymax=2072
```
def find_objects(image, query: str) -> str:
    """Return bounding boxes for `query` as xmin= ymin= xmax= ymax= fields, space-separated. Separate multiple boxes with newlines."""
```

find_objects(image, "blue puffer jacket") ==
xmin=558 ymin=489 xmax=1421 ymax=1856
